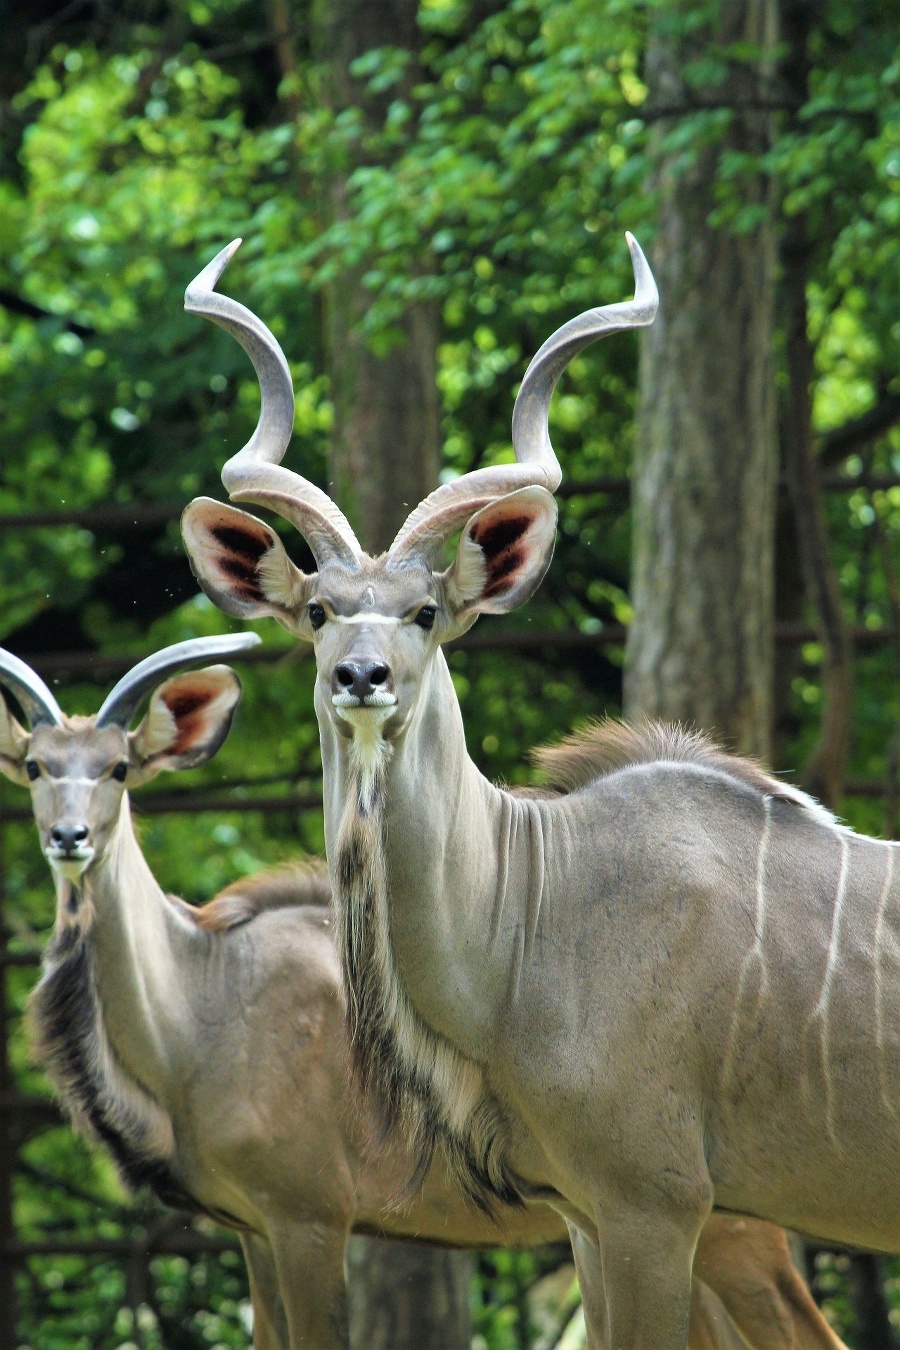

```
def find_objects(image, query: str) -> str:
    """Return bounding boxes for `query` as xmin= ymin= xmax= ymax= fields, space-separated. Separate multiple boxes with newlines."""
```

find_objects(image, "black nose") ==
xmin=50 ymin=823 xmax=89 ymax=854
xmin=332 ymin=660 xmax=392 ymax=702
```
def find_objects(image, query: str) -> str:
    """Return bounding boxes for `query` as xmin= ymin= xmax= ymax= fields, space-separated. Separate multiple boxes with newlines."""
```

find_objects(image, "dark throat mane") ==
xmin=28 ymin=879 xmax=200 ymax=1213
xmin=333 ymin=758 xmax=523 ymax=1214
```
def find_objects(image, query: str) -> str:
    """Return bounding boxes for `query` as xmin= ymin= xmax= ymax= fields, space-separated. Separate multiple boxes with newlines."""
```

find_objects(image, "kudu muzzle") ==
xmin=44 ymin=781 xmax=97 ymax=879
xmin=331 ymin=658 xmax=394 ymax=707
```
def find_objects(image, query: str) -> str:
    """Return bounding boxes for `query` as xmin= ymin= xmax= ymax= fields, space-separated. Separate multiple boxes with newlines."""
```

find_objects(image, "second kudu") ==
xmin=0 ymin=641 xmax=841 ymax=1350
xmin=179 ymin=238 xmax=869 ymax=1349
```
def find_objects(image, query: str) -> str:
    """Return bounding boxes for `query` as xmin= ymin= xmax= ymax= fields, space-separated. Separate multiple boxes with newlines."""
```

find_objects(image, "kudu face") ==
xmin=183 ymin=489 xmax=558 ymax=751
xmin=178 ymin=234 xmax=656 ymax=761
xmin=18 ymin=720 xmax=132 ymax=880
xmin=0 ymin=636 xmax=260 ymax=884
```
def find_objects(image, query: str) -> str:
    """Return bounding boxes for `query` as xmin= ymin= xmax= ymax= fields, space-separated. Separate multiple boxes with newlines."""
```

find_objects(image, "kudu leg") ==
xmin=693 ymin=1217 xmax=848 ymax=1350
xmin=689 ymin=1283 xmax=755 ymax=1350
xmin=569 ymin=1206 xmax=705 ymax=1350
xmin=268 ymin=1220 xmax=350 ymax=1350
xmin=241 ymin=1233 xmax=291 ymax=1350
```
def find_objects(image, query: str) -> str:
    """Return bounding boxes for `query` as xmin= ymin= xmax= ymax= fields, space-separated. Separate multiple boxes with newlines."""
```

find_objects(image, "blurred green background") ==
xmin=0 ymin=0 xmax=898 ymax=1345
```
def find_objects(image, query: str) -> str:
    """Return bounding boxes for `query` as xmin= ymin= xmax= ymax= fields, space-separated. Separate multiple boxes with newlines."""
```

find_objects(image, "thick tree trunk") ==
xmin=623 ymin=0 xmax=779 ymax=758
xmin=780 ymin=0 xmax=853 ymax=807
xmin=313 ymin=0 xmax=441 ymax=552
xmin=311 ymin=4 xmax=473 ymax=1346
xmin=323 ymin=278 xmax=441 ymax=551
xmin=346 ymin=1237 xmax=472 ymax=1350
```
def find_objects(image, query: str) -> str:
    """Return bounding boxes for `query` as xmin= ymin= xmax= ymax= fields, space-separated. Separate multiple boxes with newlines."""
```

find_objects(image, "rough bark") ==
xmin=781 ymin=2 xmax=886 ymax=1335
xmin=780 ymin=0 xmax=853 ymax=807
xmin=311 ymin=4 xmax=473 ymax=1346
xmin=313 ymin=0 xmax=441 ymax=552
xmin=323 ymin=284 xmax=441 ymax=551
xmin=346 ymin=1237 xmax=473 ymax=1350
xmin=624 ymin=0 xmax=779 ymax=758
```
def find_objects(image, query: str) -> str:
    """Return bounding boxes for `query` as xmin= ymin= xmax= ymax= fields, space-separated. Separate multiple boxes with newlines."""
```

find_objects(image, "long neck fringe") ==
xmin=333 ymin=760 xmax=524 ymax=1214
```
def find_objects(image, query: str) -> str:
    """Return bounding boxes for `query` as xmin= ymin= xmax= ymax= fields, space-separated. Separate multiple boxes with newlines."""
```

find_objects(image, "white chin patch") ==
xmin=332 ymin=691 xmax=398 ymax=710
xmin=47 ymin=851 xmax=95 ymax=882
xmin=333 ymin=703 xmax=394 ymax=808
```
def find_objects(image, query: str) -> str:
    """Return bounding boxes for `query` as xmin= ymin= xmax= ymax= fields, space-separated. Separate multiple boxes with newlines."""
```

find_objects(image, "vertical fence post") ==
xmin=0 ymin=821 xmax=18 ymax=1349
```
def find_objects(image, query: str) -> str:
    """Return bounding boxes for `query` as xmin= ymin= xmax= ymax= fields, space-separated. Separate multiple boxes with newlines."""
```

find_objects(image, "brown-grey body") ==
xmin=180 ymin=238 xmax=858 ymax=1348
xmin=0 ymin=645 xmax=841 ymax=1350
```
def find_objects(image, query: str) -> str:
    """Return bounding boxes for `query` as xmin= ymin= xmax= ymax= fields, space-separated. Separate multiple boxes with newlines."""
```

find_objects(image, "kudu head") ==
xmin=181 ymin=238 xmax=657 ymax=759
xmin=0 ymin=635 xmax=259 ymax=882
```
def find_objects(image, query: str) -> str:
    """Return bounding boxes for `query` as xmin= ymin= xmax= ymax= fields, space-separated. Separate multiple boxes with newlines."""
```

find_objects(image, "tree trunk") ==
xmin=312 ymin=4 xmax=473 ymax=1346
xmin=780 ymin=0 xmax=853 ymax=807
xmin=323 ymin=280 xmax=441 ymax=551
xmin=346 ymin=1237 xmax=472 ymax=1350
xmin=621 ymin=0 xmax=827 ymax=1335
xmin=623 ymin=0 xmax=779 ymax=759
xmin=313 ymin=0 xmax=441 ymax=552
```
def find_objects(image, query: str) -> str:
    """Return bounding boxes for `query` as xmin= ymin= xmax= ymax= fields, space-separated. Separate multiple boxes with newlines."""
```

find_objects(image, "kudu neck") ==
xmin=67 ymin=796 xmax=196 ymax=1105
xmin=321 ymin=648 xmax=528 ymax=1057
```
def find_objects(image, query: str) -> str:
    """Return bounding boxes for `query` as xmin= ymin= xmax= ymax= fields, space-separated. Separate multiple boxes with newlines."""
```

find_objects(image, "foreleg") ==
xmin=240 ymin=1233 xmax=290 ymax=1350
xmin=268 ymin=1220 xmax=350 ymax=1350
xmin=569 ymin=1203 xmax=705 ymax=1350
xmin=694 ymin=1217 xmax=848 ymax=1350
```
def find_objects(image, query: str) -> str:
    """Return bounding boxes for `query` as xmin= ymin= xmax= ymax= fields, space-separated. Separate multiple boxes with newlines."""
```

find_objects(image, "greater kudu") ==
xmin=0 ymin=644 xmax=840 ymax=1350
xmin=181 ymin=240 xmax=871 ymax=1350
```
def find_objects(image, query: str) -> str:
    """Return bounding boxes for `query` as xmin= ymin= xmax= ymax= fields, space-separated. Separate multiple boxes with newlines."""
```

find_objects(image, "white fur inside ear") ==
xmin=0 ymin=697 xmax=28 ymax=766
xmin=135 ymin=697 xmax=179 ymax=759
xmin=446 ymin=532 xmax=488 ymax=609
xmin=256 ymin=543 xmax=304 ymax=611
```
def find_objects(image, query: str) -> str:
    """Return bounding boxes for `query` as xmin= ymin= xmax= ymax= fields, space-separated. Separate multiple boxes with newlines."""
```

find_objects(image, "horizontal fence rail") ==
xmin=1 ymin=468 xmax=899 ymax=531
xmin=2 ymin=1231 xmax=241 ymax=1260
xmin=15 ymin=621 xmax=900 ymax=684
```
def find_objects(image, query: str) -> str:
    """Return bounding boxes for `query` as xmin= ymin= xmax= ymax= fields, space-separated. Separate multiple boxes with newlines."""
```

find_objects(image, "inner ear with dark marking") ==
xmin=209 ymin=522 xmax=274 ymax=603
xmin=445 ymin=487 xmax=558 ymax=618
xmin=470 ymin=514 xmax=532 ymax=599
xmin=181 ymin=498 xmax=312 ymax=628
xmin=130 ymin=665 xmax=244 ymax=776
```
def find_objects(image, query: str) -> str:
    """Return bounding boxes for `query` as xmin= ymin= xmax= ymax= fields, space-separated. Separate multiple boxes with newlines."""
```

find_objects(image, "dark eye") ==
xmin=415 ymin=606 xmax=437 ymax=631
xmin=25 ymin=760 xmax=40 ymax=782
xmin=308 ymin=603 xmax=327 ymax=630
xmin=112 ymin=762 xmax=128 ymax=782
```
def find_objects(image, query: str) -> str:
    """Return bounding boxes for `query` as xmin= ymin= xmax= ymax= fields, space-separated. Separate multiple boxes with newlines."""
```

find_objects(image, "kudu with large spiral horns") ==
xmin=181 ymin=238 xmax=885 ymax=1350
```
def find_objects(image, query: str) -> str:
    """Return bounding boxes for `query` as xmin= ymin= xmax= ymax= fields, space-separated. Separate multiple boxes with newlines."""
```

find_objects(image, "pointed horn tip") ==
xmin=185 ymin=238 xmax=244 ymax=306
xmin=228 ymin=632 xmax=263 ymax=653
xmin=624 ymin=232 xmax=658 ymax=314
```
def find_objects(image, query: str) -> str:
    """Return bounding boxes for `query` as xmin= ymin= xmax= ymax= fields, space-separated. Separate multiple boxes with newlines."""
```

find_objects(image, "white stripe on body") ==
xmin=721 ymin=796 xmax=772 ymax=1095
xmin=810 ymin=834 xmax=851 ymax=1149
xmin=874 ymin=844 xmax=897 ymax=1118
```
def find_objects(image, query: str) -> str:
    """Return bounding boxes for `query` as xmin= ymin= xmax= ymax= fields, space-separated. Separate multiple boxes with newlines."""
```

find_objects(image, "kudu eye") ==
xmin=415 ymin=606 xmax=437 ymax=631
xmin=308 ymin=603 xmax=327 ymax=631
xmin=25 ymin=760 xmax=40 ymax=782
xmin=112 ymin=762 xmax=128 ymax=782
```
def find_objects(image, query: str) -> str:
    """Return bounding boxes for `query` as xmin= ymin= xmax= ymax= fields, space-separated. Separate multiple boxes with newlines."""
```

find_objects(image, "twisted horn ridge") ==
xmin=0 ymin=649 xmax=64 ymax=728
xmin=96 ymin=633 xmax=261 ymax=729
xmin=186 ymin=243 xmax=361 ymax=570
xmin=388 ymin=233 xmax=657 ymax=566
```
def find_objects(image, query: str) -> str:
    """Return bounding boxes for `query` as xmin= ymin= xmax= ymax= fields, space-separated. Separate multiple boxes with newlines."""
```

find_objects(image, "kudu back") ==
xmin=0 ymin=642 xmax=843 ymax=1350
xmin=178 ymin=238 xmax=866 ymax=1349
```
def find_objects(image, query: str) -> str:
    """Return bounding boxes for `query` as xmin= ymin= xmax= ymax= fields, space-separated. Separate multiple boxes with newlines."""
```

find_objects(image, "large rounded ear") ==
xmin=0 ymin=695 xmax=29 ymax=784
xmin=442 ymin=486 xmax=558 ymax=618
xmin=129 ymin=665 xmax=242 ymax=781
xmin=181 ymin=498 xmax=314 ymax=636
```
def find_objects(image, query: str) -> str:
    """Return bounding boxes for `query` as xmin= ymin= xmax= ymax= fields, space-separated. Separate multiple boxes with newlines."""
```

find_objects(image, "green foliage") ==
xmin=0 ymin=0 xmax=898 ymax=1343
